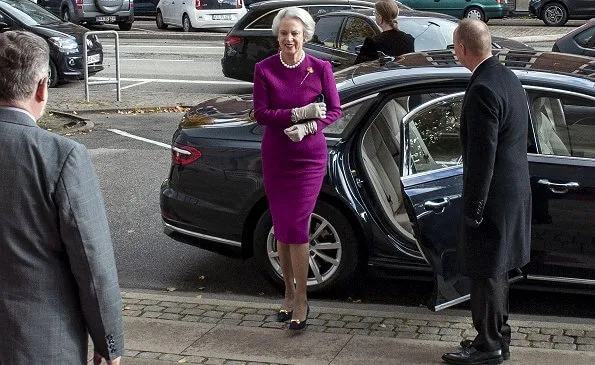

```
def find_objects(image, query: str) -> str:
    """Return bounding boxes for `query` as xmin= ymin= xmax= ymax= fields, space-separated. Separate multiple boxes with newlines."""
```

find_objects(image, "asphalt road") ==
xmin=49 ymin=21 xmax=594 ymax=319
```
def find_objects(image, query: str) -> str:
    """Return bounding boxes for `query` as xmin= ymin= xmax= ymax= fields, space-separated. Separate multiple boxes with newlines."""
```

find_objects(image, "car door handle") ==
xmin=537 ymin=179 xmax=580 ymax=194
xmin=330 ymin=60 xmax=341 ymax=67
xmin=424 ymin=197 xmax=450 ymax=211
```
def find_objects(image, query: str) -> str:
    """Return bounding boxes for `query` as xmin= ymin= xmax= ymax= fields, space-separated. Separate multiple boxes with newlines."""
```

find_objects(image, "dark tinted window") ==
xmin=311 ymin=16 xmax=344 ymax=47
xmin=308 ymin=5 xmax=352 ymax=17
xmin=247 ymin=9 xmax=279 ymax=29
xmin=0 ymin=0 xmax=61 ymax=26
xmin=575 ymin=25 xmax=595 ymax=49
xmin=339 ymin=17 xmax=375 ymax=52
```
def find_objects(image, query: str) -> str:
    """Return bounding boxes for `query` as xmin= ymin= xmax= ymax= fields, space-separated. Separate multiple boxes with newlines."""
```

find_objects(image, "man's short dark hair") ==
xmin=454 ymin=19 xmax=492 ymax=57
xmin=0 ymin=31 xmax=49 ymax=102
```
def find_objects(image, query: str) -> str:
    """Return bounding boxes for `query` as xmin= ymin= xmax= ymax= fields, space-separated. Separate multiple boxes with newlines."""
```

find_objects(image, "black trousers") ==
xmin=470 ymin=272 xmax=511 ymax=352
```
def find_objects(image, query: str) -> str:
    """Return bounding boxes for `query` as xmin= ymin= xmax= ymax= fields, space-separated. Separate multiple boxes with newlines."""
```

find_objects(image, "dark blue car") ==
xmin=160 ymin=50 xmax=595 ymax=310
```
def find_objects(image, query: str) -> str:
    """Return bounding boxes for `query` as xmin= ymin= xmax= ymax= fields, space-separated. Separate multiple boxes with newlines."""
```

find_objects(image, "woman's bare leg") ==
xmin=277 ymin=241 xmax=295 ymax=311
xmin=290 ymin=242 xmax=310 ymax=321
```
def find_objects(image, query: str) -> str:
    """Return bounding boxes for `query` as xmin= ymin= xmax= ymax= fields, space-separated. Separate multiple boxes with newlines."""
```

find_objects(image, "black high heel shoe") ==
xmin=288 ymin=304 xmax=309 ymax=330
xmin=276 ymin=309 xmax=293 ymax=322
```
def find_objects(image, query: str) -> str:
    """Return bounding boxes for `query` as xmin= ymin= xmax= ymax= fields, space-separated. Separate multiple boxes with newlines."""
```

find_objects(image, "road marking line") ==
xmin=91 ymin=76 xmax=251 ymax=85
xmin=111 ymin=58 xmax=205 ymax=62
xmin=107 ymin=129 xmax=172 ymax=150
xmin=103 ymin=45 xmax=224 ymax=49
xmin=115 ymin=80 xmax=152 ymax=91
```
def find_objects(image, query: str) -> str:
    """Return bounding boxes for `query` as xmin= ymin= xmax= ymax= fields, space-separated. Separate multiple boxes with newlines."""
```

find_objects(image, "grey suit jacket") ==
xmin=0 ymin=107 xmax=123 ymax=364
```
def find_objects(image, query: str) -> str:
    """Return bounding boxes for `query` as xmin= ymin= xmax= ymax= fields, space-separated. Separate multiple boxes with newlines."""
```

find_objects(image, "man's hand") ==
xmin=292 ymin=102 xmax=326 ymax=121
xmin=284 ymin=121 xmax=317 ymax=142
xmin=93 ymin=352 xmax=121 ymax=365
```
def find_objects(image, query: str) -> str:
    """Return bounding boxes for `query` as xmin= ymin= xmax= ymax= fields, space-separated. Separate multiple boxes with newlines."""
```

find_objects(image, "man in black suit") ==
xmin=442 ymin=20 xmax=532 ymax=365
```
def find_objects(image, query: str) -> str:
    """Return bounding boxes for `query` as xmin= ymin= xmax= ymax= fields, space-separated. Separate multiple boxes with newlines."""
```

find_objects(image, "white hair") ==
xmin=271 ymin=7 xmax=315 ymax=43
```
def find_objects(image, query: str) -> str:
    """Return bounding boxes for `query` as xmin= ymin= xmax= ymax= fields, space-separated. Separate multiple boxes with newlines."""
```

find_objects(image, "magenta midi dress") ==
xmin=253 ymin=53 xmax=342 ymax=244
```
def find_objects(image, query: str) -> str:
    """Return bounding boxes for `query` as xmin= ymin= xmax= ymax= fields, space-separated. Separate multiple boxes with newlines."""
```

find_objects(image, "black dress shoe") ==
xmin=288 ymin=304 xmax=309 ymax=330
xmin=460 ymin=340 xmax=510 ymax=361
xmin=276 ymin=309 xmax=292 ymax=322
xmin=442 ymin=346 xmax=503 ymax=365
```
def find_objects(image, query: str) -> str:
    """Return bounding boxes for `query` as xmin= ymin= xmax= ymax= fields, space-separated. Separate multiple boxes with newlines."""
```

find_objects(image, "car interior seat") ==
xmin=361 ymin=118 xmax=416 ymax=244
xmin=532 ymin=97 xmax=570 ymax=156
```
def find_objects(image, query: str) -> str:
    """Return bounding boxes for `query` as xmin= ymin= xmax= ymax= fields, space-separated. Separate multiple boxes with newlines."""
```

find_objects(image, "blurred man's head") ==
xmin=0 ymin=31 xmax=50 ymax=119
xmin=453 ymin=19 xmax=492 ymax=71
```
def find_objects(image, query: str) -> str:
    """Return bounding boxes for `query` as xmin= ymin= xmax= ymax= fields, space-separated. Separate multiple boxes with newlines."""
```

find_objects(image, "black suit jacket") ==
xmin=354 ymin=29 xmax=414 ymax=64
xmin=458 ymin=56 xmax=532 ymax=278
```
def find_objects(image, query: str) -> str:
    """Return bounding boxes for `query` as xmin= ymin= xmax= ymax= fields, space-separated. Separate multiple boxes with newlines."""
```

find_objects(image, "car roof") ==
xmin=249 ymin=0 xmax=376 ymax=11
xmin=335 ymin=50 xmax=595 ymax=95
xmin=321 ymin=7 xmax=458 ymax=21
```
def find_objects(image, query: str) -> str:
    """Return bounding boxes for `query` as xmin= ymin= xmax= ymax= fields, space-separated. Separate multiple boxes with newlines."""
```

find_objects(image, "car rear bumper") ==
xmin=221 ymin=56 xmax=254 ymax=82
xmin=191 ymin=8 xmax=247 ymax=29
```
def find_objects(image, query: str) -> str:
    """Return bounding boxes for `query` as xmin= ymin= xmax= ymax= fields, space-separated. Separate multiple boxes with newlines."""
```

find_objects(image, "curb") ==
xmin=49 ymin=105 xmax=192 ymax=116
xmin=46 ymin=110 xmax=95 ymax=134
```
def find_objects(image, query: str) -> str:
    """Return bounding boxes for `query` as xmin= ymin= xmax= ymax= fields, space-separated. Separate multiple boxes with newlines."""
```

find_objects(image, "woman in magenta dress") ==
xmin=252 ymin=6 xmax=342 ymax=330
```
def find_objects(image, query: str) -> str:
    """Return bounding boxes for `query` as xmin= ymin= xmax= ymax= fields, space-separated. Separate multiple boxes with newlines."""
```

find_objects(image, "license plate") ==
xmin=212 ymin=14 xmax=232 ymax=21
xmin=96 ymin=15 xmax=116 ymax=23
xmin=87 ymin=54 xmax=101 ymax=65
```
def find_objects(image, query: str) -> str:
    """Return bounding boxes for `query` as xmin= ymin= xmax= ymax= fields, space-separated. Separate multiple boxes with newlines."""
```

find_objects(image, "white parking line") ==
xmin=115 ymin=80 xmax=152 ymax=91
xmin=90 ymin=76 xmax=252 ymax=85
xmin=103 ymin=45 xmax=224 ymax=50
xmin=107 ymin=129 xmax=171 ymax=149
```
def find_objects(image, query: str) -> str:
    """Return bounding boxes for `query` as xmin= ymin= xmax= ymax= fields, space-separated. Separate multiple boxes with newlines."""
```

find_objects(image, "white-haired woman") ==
xmin=252 ymin=6 xmax=342 ymax=330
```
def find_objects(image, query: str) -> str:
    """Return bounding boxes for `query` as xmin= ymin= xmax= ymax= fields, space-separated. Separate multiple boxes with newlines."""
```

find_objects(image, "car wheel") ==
xmin=253 ymin=200 xmax=360 ymax=295
xmin=182 ymin=14 xmax=193 ymax=32
xmin=61 ymin=7 xmax=70 ymax=22
xmin=118 ymin=22 xmax=132 ymax=31
xmin=542 ymin=2 xmax=568 ymax=26
xmin=48 ymin=59 xmax=58 ymax=88
xmin=464 ymin=7 xmax=485 ymax=22
xmin=156 ymin=11 xmax=168 ymax=29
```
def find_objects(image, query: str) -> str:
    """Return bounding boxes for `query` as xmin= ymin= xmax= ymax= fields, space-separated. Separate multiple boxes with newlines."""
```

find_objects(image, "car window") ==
xmin=324 ymin=97 xmax=374 ymax=137
xmin=311 ymin=16 xmax=344 ymax=48
xmin=529 ymin=93 xmax=595 ymax=158
xmin=0 ymin=0 xmax=61 ymax=26
xmin=574 ymin=25 xmax=595 ymax=49
xmin=404 ymin=93 xmax=463 ymax=175
xmin=398 ymin=17 xmax=457 ymax=51
xmin=339 ymin=17 xmax=376 ymax=52
xmin=246 ymin=9 xmax=279 ymax=29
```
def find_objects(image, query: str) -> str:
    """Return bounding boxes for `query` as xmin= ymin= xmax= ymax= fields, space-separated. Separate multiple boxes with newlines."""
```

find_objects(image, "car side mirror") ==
xmin=355 ymin=44 xmax=363 ymax=54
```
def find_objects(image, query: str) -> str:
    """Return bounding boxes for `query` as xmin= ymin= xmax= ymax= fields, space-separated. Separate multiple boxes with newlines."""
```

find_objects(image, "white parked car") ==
xmin=156 ymin=0 xmax=246 ymax=31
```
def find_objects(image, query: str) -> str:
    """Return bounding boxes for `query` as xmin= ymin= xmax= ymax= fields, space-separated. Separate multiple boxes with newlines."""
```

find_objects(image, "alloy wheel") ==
xmin=265 ymin=213 xmax=342 ymax=287
xmin=465 ymin=8 xmax=484 ymax=21
xmin=545 ymin=5 xmax=564 ymax=25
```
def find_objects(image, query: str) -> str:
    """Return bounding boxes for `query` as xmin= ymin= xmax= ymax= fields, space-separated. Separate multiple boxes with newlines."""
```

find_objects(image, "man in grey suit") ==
xmin=0 ymin=31 xmax=123 ymax=364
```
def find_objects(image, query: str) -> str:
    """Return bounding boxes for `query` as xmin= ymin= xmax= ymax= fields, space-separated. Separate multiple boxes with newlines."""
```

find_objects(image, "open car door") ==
xmin=400 ymin=92 xmax=524 ymax=311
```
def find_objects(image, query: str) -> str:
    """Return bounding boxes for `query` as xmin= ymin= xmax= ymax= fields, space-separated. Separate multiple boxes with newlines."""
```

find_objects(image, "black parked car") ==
xmin=529 ymin=0 xmax=595 ymax=26
xmin=221 ymin=0 xmax=531 ymax=82
xmin=0 ymin=0 xmax=103 ymax=87
xmin=161 ymin=50 xmax=595 ymax=310
xmin=552 ymin=18 xmax=595 ymax=56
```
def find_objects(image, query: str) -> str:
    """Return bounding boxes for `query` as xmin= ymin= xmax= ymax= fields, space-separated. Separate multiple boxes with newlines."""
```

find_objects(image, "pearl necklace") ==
xmin=279 ymin=51 xmax=305 ymax=69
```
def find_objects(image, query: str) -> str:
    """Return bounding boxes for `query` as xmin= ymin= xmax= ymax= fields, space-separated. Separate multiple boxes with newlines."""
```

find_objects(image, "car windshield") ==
xmin=398 ymin=17 xmax=457 ymax=51
xmin=0 ymin=0 xmax=62 ymax=26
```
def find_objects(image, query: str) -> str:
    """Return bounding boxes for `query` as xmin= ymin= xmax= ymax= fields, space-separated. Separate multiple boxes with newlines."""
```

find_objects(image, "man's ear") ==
xmin=36 ymin=77 xmax=48 ymax=103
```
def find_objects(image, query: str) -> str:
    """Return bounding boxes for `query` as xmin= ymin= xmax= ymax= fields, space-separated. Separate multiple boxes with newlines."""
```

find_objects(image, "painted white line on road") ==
xmin=107 ymin=129 xmax=172 ymax=150
xmin=115 ymin=58 xmax=203 ymax=62
xmin=91 ymin=76 xmax=252 ymax=86
xmin=103 ymin=45 xmax=224 ymax=50
xmin=115 ymin=80 xmax=152 ymax=91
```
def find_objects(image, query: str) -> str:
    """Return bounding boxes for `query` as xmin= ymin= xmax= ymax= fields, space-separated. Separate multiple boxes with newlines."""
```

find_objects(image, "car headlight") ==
xmin=48 ymin=37 xmax=79 ymax=52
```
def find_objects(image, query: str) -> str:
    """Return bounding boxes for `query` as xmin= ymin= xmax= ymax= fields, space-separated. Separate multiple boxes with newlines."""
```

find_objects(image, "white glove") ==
xmin=284 ymin=121 xmax=317 ymax=142
xmin=292 ymin=102 xmax=326 ymax=121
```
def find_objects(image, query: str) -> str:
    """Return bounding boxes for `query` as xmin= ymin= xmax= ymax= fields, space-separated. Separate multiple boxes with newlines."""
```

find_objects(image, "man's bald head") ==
xmin=454 ymin=19 xmax=492 ymax=58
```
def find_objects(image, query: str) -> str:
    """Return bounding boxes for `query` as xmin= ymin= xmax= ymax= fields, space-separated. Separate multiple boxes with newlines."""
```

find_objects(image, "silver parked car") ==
xmin=36 ymin=0 xmax=134 ymax=30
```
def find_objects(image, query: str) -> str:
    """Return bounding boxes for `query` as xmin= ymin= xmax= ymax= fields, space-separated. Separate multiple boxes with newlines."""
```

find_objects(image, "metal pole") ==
xmin=83 ymin=30 xmax=121 ymax=102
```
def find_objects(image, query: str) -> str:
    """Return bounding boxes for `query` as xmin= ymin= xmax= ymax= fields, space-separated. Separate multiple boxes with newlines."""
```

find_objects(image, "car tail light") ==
xmin=225 ymin=36 xmax=242 ymax=47
xmin=172 ymin=144 xmax=202 ymax=166
xmin=195 ymin=0 xmax=202 ymax=10
xmin=237 ymin=0 xmax=243 ymax=9
xmin=76 ymin=0 xmax=82 ymax=10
